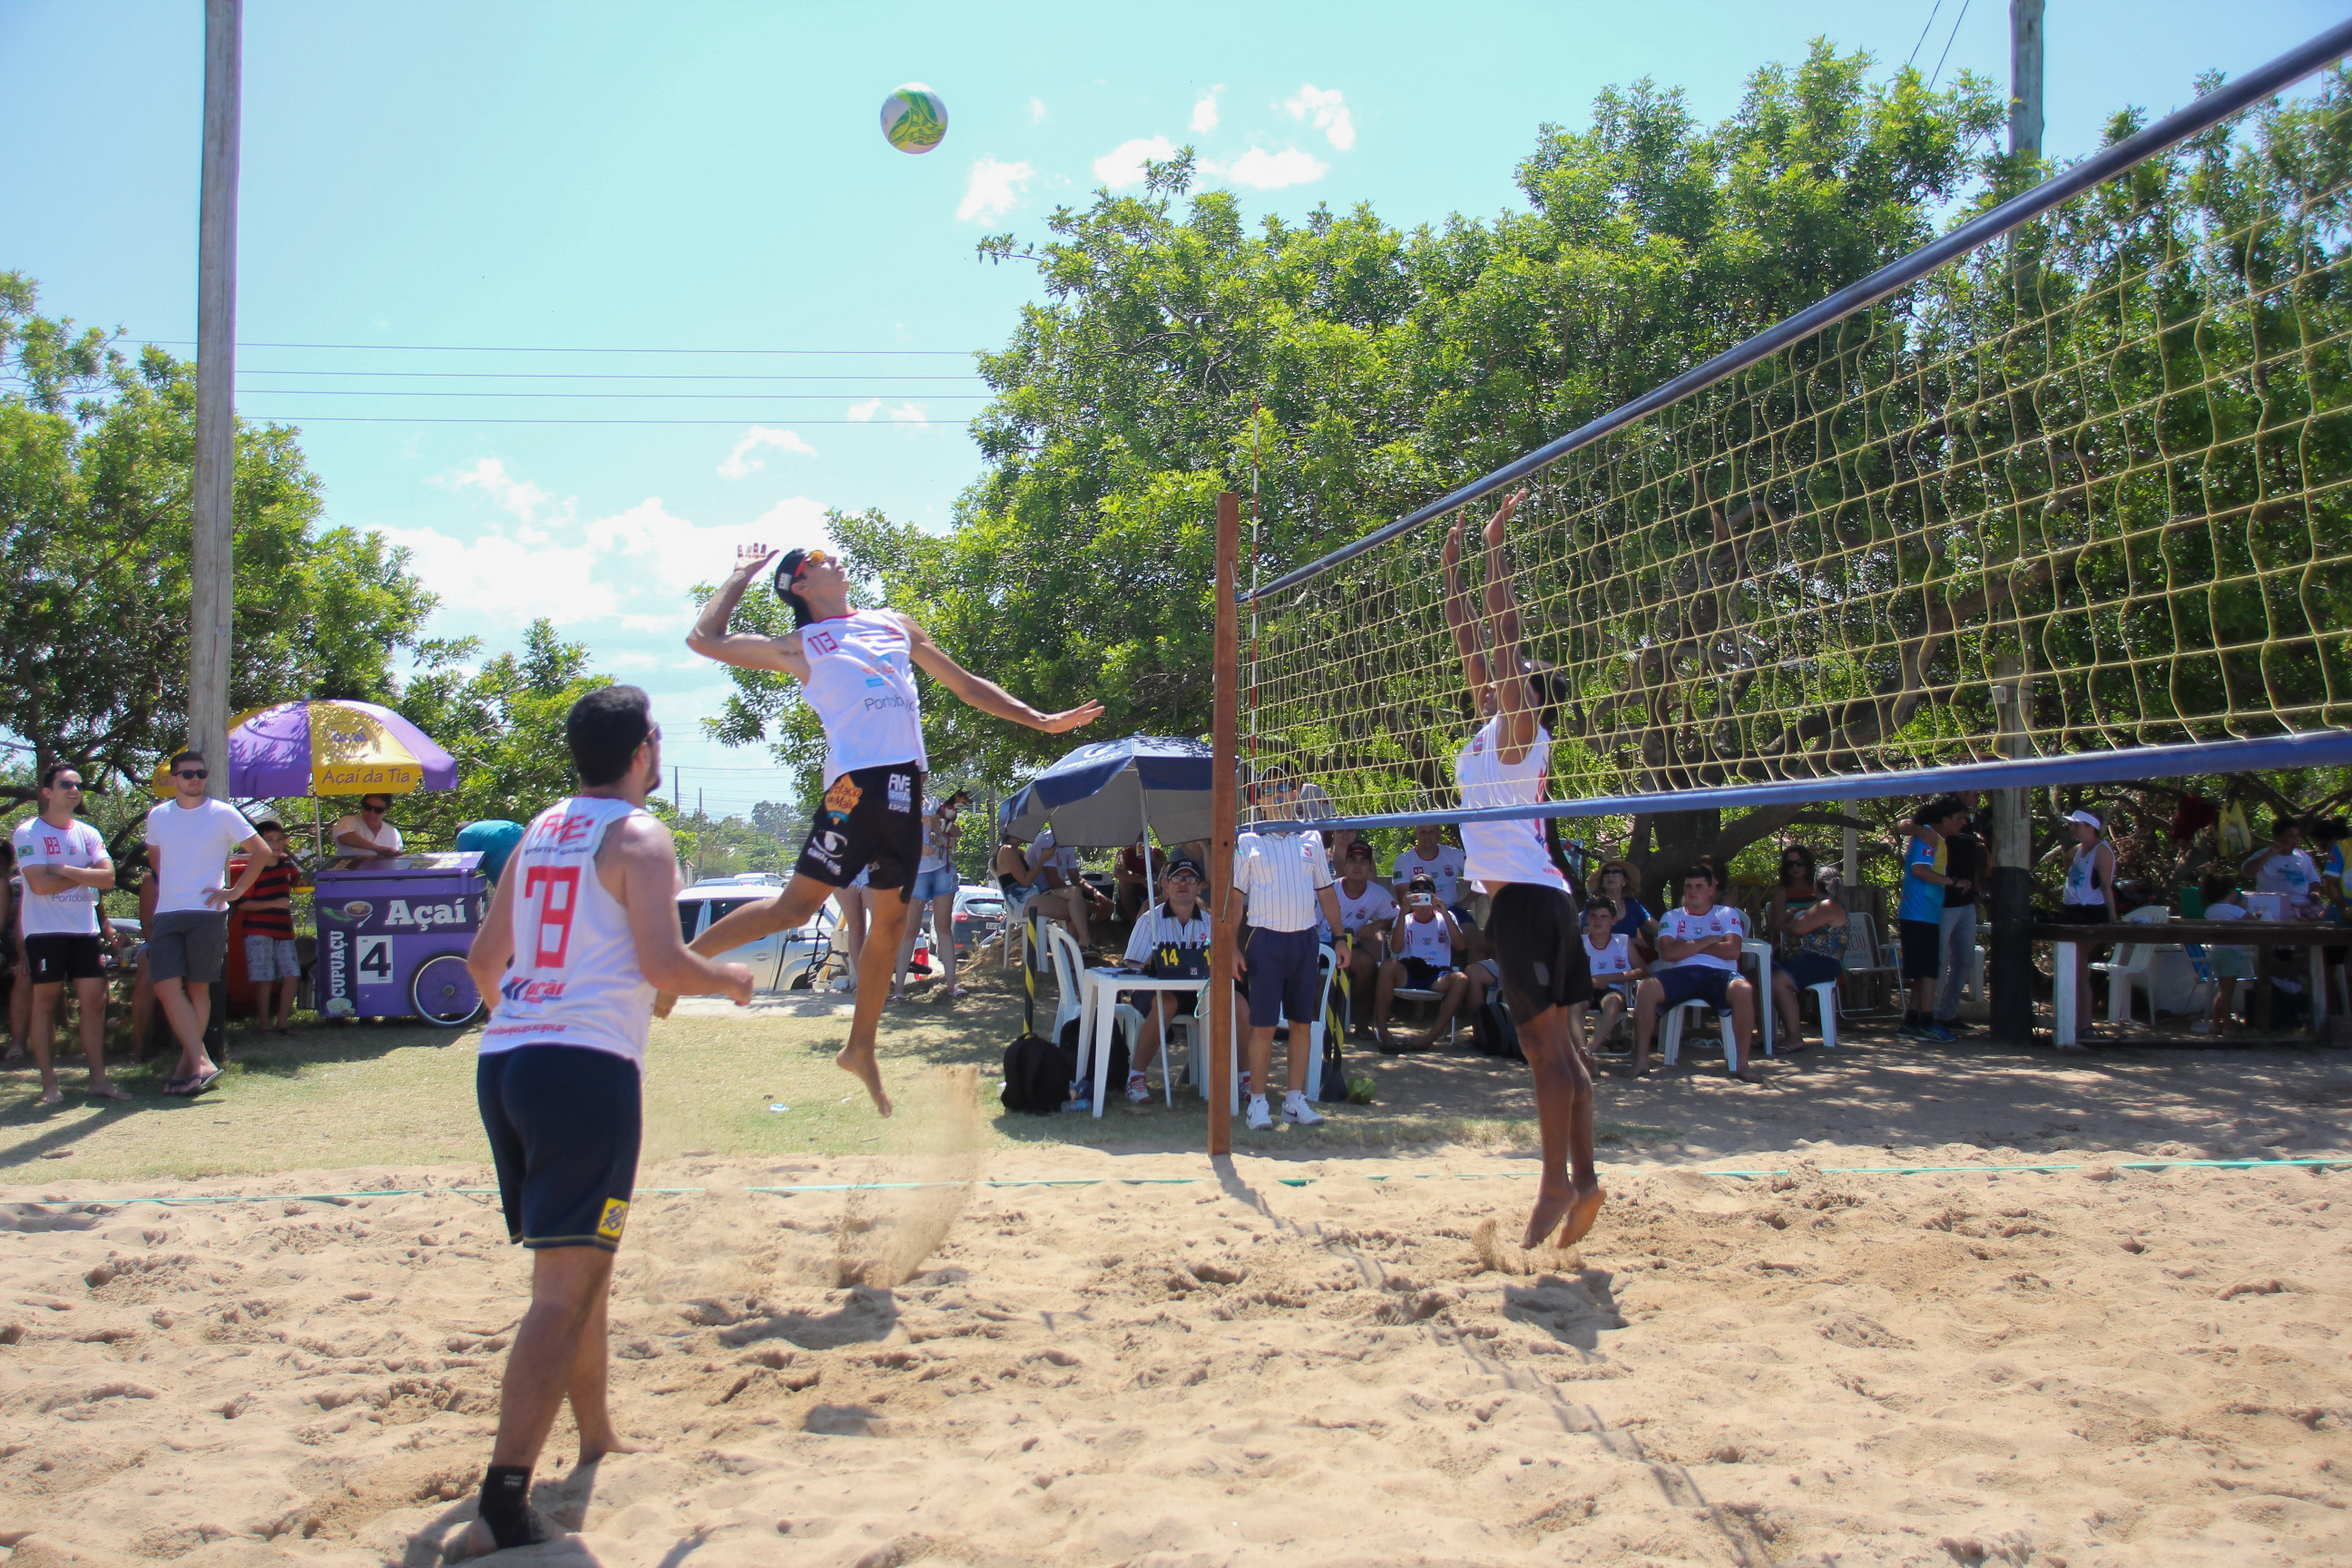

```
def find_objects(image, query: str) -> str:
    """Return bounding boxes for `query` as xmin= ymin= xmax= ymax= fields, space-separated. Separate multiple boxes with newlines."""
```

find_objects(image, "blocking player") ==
xmin=681 ymin=544 xmax=1102 ymax=1114
xmin=11 ymin=763 xmax=126 ymax=1104
xmin=1443 ymin=489 xmax=1603 ymax=1250
xmin=460 ymin=687 xmax=754 ymax=1556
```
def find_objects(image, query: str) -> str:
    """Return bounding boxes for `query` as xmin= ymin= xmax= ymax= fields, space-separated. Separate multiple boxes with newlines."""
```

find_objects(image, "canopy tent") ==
xmin=996 ymin=734 xmax=1226 ymax=908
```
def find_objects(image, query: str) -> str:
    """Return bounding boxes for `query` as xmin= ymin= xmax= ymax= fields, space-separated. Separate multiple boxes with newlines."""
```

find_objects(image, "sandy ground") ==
xmin=5 ymin=1047 xmax=2352 ymax=1568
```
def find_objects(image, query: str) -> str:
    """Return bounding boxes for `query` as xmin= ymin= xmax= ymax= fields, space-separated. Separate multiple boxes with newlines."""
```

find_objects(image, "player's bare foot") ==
xmin=836 ymin=1043 xmax=893 ymax=1116
xmin=1522 ymin=1178 xmax=1574 ymax=1250
xmin=1553 ymin=1179 xmax=1606 ymax=1249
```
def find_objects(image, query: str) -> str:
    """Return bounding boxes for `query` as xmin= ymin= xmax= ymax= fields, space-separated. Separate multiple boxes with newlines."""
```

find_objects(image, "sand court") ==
xmin=3 ymin=1105 xmax=2349 ymax=1568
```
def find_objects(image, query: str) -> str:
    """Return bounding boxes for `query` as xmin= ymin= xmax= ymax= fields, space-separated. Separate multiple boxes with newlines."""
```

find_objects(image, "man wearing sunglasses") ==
xmin=331 ymin=794 xmax=405 ymax=861
xmin=683 ymin=543 xmax=1102 ymax=1115
xmin=11 ymin=763 xmax=128 ymax=1104
xmin=142 ymin=750 xmax=274 ymax=1095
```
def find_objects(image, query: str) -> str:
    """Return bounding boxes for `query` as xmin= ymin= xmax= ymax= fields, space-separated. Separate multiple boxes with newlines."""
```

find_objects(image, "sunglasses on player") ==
xmin=790 ymin=549 xmax=833 ymax=583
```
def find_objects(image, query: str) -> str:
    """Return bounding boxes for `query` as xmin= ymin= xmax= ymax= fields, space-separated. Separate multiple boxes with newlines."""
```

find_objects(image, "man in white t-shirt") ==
xmin=144 ymin=750 xmax=273 ymax=1096
xmin=332 ymin=794 xmax=405 ymax=860
xmin=12 ymin=763 xmax=125 ymax=1105
xmin=1631 ymin=865 xmax=1757 ymax=1077
xmin=1319 ymin=840 xmax=1396 ymax=1014
xmin=2243 ymin=816 xmax=2323 ymax=917
xmin=1390 ymin=824 xmax=1467 ymax=908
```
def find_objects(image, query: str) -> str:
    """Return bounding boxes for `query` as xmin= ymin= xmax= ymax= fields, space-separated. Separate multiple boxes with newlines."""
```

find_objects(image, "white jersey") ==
xmin=1455 ymin=716 xmax=1569 ymax=895
xmin=479 ymin=796 xmax=664 ymax=1069
xmin=799 ymin=609 xmax=926 ymax=786
xmin=1657 ymin=904 xmax=1744 ymax=972
xmin=1396 ymin=908 xmax=1455 ymax=967
xmin=1390 ymin=844 xmax=1466 ymax=905
xmin=12 ymin=817 xmax=106 ymax=937
xmin=1584 ymin=931 xmax=1632 ymax=980
xmin=1318 ymin=879 xmax=1396 ymax=942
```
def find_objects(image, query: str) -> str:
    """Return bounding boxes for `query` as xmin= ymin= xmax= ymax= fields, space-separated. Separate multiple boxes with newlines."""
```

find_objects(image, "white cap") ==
xmin=2065 ymin=809 xmax=2103 ymax=829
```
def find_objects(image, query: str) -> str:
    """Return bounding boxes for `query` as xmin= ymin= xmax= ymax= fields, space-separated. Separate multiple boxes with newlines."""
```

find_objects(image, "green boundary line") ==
xmin=5 ymin=1157 xmax=2344 ymax=1208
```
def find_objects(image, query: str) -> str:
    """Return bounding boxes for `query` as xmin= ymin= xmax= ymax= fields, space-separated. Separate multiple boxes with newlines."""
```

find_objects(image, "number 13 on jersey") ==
xmin=523 ymin=866 xmax=582 ymax=967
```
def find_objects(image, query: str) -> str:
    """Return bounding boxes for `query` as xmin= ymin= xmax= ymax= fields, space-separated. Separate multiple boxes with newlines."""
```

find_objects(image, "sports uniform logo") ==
xmin=823 ymin=775 xmax=863 ymax=817
xmin=595 ymin=1198 xmax=630 ymax=1242
xmin=887 ymin=773 xmax=912 ymax=812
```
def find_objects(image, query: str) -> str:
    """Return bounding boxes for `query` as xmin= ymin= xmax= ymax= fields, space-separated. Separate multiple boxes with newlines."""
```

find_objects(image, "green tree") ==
xmin=0 ymin=275 xmax=436 ymax=838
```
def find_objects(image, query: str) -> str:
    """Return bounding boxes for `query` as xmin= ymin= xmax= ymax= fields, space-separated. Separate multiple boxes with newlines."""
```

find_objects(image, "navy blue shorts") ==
xmin=1653 ymin=964 xmax=1735 ymax=1011
xmin=1780 ymin=952 xmax=1844 ymax=990
xmin=1899 ymin=919 xmax=1941 ymax=981
xmin=476 ymin=1044 xmax=642 ymax=1251
xmin=1245 ymin=926 xmax=1323 ymax=1027
xmin=1397 ymin=956 xmax=1447 ymax=991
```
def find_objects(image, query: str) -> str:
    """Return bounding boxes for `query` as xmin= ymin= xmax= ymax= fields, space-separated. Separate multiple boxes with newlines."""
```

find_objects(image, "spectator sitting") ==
xmin=1390 ymin=824 xmax=1466 ymax=912
xmin=1029 ymin=825 xmax=1109 ymax=948
xmin=331 ymin=794 xmax=404 ymax=861
xmin=1592 ymin=858 xmax=1658 ymax=951
xmin=1632 ymin=865 xmax=1758 ymax=1078
xmin=1112 ymin=833 xmax=1167 ymax=926
xmin=994 ymin=829 xmax=1093 ymax=950
xmin=1569 ymin=897 xmax=1644 ymax=1055
xmin=234 ymin=819 xmax=305 ymax=1036
xmin=1769 ymin=865 xmax=1849 ymax=1052
xmin=1375 ymin=874 xmax=1481 ymax=1052
xmin=2243 ymin=814 xmax=2323 ymax=917
xmin=1765 ymin=844 xmax=1819 ymax=941
xmin=1117 ymin=856 xmax=1212 ymax=1102
xmin=2193 ymin=872 xmax=2250 ymax=1036
xmin=1319 ymin=840 xmax=1397 ymax=1030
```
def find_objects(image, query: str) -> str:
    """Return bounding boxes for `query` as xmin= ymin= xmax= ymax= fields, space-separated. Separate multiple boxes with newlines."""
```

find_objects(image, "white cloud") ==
xmin=890 ymin=403 xmax=928 ymax=426
xmin=956 ymin=157 xmax=1034 ymax=223
xmin=845 ymin=399 xmax=927 ymax=426
xmin=1093 ymin=134 xmax=1177 ymax=189
xmin=1027 ymin=96 xmax=1047 ymax=125
xmin=1223 ymin=146 xmax=1328 ymax=189
xmin=1190 ymin=87 xmax=1221 ymax=132
xmin=716 ymin=425 xmax=817 ymax=479
xmin=1281 ymin=83 xmax=1355 ymax=151
xmin=848 ymin=398 xmax=883 ymax=422
xmin=436 ymin=456 xmax=549 ymax=523
xmin=605 ymin=651 xmax=662 ymax=670
xmin=749 ymin=495 xmax=831 ymax=542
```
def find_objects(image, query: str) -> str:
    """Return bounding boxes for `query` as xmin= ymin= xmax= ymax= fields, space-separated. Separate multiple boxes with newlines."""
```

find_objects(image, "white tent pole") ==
xmin=1140 ymin=770 xmax=1155 ymax=910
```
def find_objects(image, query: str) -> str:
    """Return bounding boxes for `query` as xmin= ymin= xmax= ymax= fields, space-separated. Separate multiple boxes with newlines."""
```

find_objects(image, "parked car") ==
xmin=952 ymin=884 xmax=1004 ymax=958
xmin=675 ymin=875 xmax=841 ymax=991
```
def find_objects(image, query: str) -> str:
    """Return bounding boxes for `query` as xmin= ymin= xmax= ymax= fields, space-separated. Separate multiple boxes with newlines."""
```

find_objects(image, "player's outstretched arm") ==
xmin=686 ymin=545 xmax=808 ymax=677
xmin=1441 ymin=522 xmax=1493 ymax=704
xmin=1481 ymin=489 xmax=1536 ymax=757
xmin=901 ymin=617 xmax=1103 ymax=734
xmin=610 ymin=817 xmax=755 ymax=1003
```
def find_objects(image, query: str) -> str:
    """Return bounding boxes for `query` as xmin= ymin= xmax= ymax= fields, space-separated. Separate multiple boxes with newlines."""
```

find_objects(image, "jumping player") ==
xmin=681 ymin=544 xmax=1102 ymax=1114
xmin=1443 ymin=489 xmax=1604 ymax=1250
xmin=460 ymin=687 xmax=754 ymax=1556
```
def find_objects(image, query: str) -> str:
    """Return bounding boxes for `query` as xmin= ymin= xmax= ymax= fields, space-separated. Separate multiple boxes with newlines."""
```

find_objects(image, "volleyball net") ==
xmin=1239 ymin=23 xmax=2352 ymax=833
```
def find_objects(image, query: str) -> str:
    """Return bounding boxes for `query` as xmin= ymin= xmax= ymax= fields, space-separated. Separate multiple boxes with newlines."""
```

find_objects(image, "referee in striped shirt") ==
xmin=1220 ymin=767 xmax=1349 ymax=1131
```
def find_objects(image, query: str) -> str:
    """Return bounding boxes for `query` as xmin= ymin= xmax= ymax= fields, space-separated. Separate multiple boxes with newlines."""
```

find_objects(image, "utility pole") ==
xmin=190 ymin=0 xmax=242 ymax=800
xmin=2010 ymin=0 xmax=2045 ymax=162
xmin=1990 ymin=654 xmax=2036 ymax=1043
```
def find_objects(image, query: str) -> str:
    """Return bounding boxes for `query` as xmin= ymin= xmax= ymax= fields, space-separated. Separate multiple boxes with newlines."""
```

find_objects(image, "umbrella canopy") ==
xmin=151 ymin=700 xmax=458 ymax=799
xmin=996 ymin=734 xmax=1220 ymax=848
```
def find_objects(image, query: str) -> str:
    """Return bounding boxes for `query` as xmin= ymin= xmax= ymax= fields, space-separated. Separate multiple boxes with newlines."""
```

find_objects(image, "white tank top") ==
xmin=2063 ymin=842 xmax=2106 ymax=906
xmin=799 ymin=610 xmax=927 ymax=784
xmin=1456 ymin=715 xmax=1570 ymax=895
xmin=479 ymin=796 xmax=663 ymax=1068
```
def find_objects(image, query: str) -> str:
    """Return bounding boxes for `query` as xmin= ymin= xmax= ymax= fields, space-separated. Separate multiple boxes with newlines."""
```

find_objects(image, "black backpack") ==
xmin=1001 ymin=1031 xmax=1070 ymax=1113
xmin=1472 ymin=996 xmax=1522 ymax=1061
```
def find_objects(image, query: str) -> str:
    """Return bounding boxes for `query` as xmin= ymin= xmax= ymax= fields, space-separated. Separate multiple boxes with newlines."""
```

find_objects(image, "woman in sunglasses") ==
xmin=682 ymin=544 xmax=1102 ymax=1114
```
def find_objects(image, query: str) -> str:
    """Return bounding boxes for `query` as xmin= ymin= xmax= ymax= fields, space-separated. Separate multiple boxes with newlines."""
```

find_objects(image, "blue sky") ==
xmin=4 ymin=0 xmax=2341 ymax=819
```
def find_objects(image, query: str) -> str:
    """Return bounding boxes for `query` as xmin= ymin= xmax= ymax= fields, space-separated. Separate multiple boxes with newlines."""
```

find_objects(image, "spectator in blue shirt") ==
xmin=1898 ymin=798 xmax=1972 ymax=1041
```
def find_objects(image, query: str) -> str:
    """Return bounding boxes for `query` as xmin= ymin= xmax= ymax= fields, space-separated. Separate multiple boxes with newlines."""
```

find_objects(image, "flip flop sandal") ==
xmin=948 ymin=985 xmax=970 ymax=1000
xmin=186 ymin=1070 xmax=224 ymax=1097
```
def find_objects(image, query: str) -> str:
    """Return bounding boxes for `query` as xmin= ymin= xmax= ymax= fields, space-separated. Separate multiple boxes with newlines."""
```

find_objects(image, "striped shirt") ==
xmin=1232 ymin=828 xmax=1335 ymax=935
xmin=1123 ymin=903 xmax=1212 ymax=965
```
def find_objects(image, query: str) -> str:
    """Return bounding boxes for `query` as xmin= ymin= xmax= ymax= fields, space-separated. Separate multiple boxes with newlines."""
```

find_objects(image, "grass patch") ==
xmin=0 ymin=984 xmax=1671 ymax=1185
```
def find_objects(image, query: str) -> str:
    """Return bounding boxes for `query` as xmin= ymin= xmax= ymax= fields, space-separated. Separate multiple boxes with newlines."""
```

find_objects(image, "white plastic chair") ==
xmin=2092 ymin=905 xmax=2172 ymax=1025
xmin=1114 ymin=979 xmax=1212 ymax=1108
xmin=1036 ymin=920 xmax=1087 ymax=1044
xmin=1658 ymin=985 xmax=1740 ymax=1072
xmin=1808 ymin=980 xmax=1842 ymax=1050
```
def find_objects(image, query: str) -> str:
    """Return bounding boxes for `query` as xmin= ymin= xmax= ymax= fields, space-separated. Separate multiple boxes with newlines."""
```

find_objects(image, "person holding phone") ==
xmin=1374 ymin=875 xmax=1480 ymax=1051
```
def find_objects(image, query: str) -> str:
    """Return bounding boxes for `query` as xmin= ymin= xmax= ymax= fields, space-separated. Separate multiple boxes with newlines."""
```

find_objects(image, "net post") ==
xmin=1989 ymin=655 xmax=2036 ymax=1044
xmin=1209 ymin=491 xmax=1240 ymax=1158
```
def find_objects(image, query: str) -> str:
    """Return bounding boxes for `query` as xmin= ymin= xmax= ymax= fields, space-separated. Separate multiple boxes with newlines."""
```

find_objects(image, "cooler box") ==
xmin=313 ymin=852 xmax=489 ymax=1026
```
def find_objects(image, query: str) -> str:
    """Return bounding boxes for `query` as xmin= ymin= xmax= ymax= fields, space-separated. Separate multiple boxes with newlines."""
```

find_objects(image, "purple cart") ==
xmin=313 ymin=852 xmax=489 ymax=1026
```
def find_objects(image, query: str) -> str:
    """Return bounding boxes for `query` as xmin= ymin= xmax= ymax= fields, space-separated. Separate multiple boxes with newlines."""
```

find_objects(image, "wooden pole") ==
xmin=1990 ymin=653 xmax=2036 ymax=1043
xmin=190 ymin=0 xmax=242 ymax=802
xmin=1209 ymin=492 xmax=1240 ymax=1156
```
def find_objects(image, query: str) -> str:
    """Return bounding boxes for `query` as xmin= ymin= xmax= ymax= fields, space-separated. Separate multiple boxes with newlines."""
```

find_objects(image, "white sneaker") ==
xmin=1282 ymin=1092 xmax=1325 ymax=1126
xmin=1245 ymin=1095 xmax=1273 ymax=1131
xmin=1125 ymin=1073 xmax=1152 ymax=1103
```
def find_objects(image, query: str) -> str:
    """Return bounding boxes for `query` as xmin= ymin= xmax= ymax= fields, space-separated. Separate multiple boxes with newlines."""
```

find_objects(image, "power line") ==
xmin=1928 ymin=0 xmax=1974 ymax=89
xmin=139 ymin=339 xmax=977 ymax=356
xmin=220 ymin=416 xmax=964 ymax=425
xmin=226 ymin=368 xmax=987 ymax=381
xmin=231 ymin=388 xmax=986 ymax=400
xmin=1906 ymin=0 xmax=1945 ymax=69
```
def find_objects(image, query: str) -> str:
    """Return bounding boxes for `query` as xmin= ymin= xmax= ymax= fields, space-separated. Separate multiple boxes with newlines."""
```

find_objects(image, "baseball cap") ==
xmin=1164 ymin=856 xmax=1204 ymax=880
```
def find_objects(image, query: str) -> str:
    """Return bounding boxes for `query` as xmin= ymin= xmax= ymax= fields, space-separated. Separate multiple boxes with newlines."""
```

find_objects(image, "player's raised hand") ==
xmin=1485 ymin=488 xmax=1528 ymax=546
xmin=733 ymin=543 xmax=779 ymax=577
xmin=1036 ymin=699 xmax=1106 ymax=734
xmin=1442 ymin=522 xmax=1464 ymax=571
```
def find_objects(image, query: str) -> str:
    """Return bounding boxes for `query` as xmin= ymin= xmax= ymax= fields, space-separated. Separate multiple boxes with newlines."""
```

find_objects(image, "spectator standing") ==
xmin=145 ymin=750 xmax=273 ymax=1096
xmin=456 ymin=818 xmax=526 ymax=886
xmin=1769 ymin=866 xmax=1849 ymax=1051
xmin=893 ymin=789 xmax=965 ymax=1004
xmin=3 ymin=841 xmax=24 ymax=1063
xmin=1631 ymin=867 xmax=1758 ymax=1077
xmin=332 ymin=794 xmax=405 ymax=859
xmin=1117 ymin=855 xmax=1212 ymax=1102
xmin=235 ymin=819 xmax=305 ymax=1035
xmin=2053 ymin=808 xmax=2119 ymax=1049
xmin=12 ymin=764 xmax=125 ymax=1104
xmin=1896 ymin=794 xmax=1986 ymax=1032
xmin=1897 ymin=798 xmax=1970 ymax=1041
xmin=1220 ymin=767 xmax=1348 ymax=1130
xmin=1320 ymin=840 xmax=1396 ymax=1026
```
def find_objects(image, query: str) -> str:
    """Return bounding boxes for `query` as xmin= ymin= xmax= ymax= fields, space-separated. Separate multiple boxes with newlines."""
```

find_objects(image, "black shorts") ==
xmin=1397 ymin=956 xmax=1448 ymax=990
xmin=24 ymin=934 xmax=104 ymax=985
xmin=1489 ymin=884 xmax=1592 ymax=1024
xmin=795 ymin=762 xmax=925 ymax=895
xmin=1898 ymin=918 xmax=1941 ymax=980
xmin=476 ymin=1045 xmax=642 ymax=1252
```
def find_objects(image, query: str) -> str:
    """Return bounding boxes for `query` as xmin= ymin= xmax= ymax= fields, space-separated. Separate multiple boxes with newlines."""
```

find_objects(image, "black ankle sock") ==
xmin=477 ymin=1465 xmax=546 ymax=1550
xmin=1904 ymin=1010 xmax=1921 ymax=1027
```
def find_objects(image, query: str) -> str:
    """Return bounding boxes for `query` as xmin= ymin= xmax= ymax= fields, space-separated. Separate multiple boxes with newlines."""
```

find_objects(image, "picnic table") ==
xmin=2029 ymin=919 xmax=2345 ymax=1044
